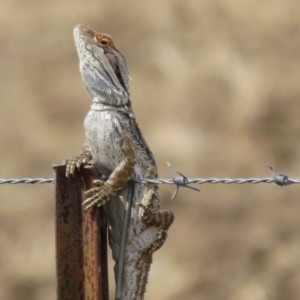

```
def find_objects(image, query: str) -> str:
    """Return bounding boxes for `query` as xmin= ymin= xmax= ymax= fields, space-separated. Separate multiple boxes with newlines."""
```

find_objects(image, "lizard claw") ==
xmin=64 ymin=155 xmax=90 ymax=178
xmin=83 ymin=180 xmax=114 ymax=210
xmin=64 ymin=156 xmax=86 ymax=177
xmin=64 ymin=142 xmax=92 ymax=177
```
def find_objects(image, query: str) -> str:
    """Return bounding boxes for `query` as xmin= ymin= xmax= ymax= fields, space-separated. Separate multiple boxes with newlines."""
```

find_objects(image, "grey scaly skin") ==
xmin=64 ymin=24 xmax=174 ymax=300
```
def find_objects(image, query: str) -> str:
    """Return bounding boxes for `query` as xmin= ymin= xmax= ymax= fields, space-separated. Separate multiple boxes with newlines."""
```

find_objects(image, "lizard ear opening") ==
xmin=115 ymin=65 xmax=127 ymax=92
xmin=113 ymin=50 xmax=130 ymax=93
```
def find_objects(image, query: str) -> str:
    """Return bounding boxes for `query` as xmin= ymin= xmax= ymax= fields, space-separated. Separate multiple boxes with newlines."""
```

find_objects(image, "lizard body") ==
xmin=64 ymin=24 xmax=174 ymax=300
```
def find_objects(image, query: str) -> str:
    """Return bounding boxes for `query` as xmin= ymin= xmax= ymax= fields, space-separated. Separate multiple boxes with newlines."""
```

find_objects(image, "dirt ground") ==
xmin=1 ymin=1 xmax=300 ymax=299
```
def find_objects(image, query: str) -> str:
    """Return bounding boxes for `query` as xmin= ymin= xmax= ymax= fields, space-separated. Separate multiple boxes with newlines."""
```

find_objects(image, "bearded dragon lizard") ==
xmin=64 ymin=24 xmax=174 ymax=300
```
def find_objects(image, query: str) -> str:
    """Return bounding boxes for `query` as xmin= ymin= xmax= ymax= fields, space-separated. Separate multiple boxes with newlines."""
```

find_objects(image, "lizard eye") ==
xmin=99 ymin=38 xmax=109 ymax=46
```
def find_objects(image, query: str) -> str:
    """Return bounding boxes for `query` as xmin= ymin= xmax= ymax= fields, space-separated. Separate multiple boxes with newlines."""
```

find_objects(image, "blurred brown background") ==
xmin=1 ymin=1 xmax=300 ymax=299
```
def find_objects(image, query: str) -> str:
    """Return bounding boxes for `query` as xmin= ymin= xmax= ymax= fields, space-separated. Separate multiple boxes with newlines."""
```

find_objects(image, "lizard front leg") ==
xmin=83 ymin=136 xmax=136 ymax=210
xmin=64 ymin=141 xmax=92 ymax=177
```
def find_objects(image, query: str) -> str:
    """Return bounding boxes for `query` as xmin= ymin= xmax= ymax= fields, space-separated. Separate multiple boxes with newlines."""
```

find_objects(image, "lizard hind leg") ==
xmin=137 ymin=185 xmax=174 ymax=231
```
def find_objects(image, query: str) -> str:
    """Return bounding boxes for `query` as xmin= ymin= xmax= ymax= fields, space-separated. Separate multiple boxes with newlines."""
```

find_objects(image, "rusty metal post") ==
xmin=54 ymin=164 xmax=109 ymax=300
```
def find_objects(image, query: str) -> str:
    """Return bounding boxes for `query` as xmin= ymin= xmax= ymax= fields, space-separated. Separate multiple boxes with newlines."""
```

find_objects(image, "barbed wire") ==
xmin=0 ymin=164 xmax=299 ymax=197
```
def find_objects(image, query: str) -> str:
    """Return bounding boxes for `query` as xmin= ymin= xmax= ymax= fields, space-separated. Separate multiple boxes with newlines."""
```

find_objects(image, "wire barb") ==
xmin=167 ymin=162 xmax=200 ymax=200
xmin=267 ymin=164 xmax=294 ymax=186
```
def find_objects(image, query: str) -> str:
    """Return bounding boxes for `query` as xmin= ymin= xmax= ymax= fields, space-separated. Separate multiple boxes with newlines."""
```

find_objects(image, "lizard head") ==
xmin=74 ymin=24 xmax=130 ymax=106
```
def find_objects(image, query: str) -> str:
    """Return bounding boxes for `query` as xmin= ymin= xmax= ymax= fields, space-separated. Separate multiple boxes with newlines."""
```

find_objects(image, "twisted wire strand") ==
xmin=134 ymin=178 xmax=300 ymax=185
xmin=0 ymin=165 xmax=299 ymax=192
xmin=0 ymin=178 xmax=54 ymax=184
xmin=1 ymin=177 xmax=300 ymax=185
